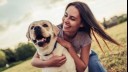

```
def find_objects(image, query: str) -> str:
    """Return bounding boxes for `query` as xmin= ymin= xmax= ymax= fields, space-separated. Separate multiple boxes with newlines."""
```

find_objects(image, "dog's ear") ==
xmin=52 ymin=25 xmax=59 ymax=36
xmin=26 ymin=31 xmax=31 ymax=41
xmin=26 ymin=26 xmax=31 ymax=41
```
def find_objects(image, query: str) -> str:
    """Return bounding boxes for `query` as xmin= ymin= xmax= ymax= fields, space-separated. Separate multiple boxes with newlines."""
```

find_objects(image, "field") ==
xmin=3 ymin=22 xmax=127 ymax=72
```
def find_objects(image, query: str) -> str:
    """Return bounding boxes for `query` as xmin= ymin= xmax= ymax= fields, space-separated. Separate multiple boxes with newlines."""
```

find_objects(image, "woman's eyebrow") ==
xmin=65 ymin=11 xmax=77 ymax=19
xmin=65 ymin=12 xmax=68 ymax=15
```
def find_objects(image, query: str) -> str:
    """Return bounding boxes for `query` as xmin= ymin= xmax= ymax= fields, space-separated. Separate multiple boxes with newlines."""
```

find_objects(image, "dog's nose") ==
xmin=34 ymin=26 xmax=41 ymax=31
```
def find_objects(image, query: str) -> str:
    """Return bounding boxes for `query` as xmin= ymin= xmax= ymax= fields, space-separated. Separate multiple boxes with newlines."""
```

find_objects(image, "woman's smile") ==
xmin=63 ymin=24 xmax=71 ymax=30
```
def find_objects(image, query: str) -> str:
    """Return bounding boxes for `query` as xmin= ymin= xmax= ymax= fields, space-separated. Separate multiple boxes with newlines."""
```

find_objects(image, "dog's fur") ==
xmin=26 ymin=20 xmax=77 ymax=72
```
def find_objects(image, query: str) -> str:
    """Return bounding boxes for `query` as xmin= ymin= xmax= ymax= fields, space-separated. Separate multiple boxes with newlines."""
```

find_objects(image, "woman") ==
xmin=31 ymin=1 xmax=121 ymax=72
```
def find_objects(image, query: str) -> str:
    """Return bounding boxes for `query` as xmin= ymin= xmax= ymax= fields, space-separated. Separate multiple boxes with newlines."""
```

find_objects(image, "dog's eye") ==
xmin=32 ymin=40 xmax=36 ymax=43
xmin=31 ymin=26 xmax=34 ymax=29
xmin=43 ymin=24 xmax=48 ymax=27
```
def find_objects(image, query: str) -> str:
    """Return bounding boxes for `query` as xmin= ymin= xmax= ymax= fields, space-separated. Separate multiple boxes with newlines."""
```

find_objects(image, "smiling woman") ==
xmin=0 ymin=0 xmax=127 ymax=72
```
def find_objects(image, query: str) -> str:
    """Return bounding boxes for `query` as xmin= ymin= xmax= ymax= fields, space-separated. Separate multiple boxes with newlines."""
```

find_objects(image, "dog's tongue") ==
xmin=39 ymin=38 xmax=46 ymax=42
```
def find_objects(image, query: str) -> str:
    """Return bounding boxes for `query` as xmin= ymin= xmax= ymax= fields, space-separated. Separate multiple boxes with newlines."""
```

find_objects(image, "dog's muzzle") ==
xmin=34 ymin=26 xmax=42 ymax=40
xmin=33 ymin=26 xmax=51 ymax=47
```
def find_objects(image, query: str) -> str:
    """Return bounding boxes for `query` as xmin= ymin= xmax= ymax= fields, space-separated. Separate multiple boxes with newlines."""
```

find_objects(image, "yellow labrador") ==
xmin=26 ymin=20 xmax=77 ymax=72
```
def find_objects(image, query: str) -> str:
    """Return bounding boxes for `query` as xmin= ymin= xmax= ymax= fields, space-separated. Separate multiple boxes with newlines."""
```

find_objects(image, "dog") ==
xmin=26 ymin=20 xmax=77 ymax=72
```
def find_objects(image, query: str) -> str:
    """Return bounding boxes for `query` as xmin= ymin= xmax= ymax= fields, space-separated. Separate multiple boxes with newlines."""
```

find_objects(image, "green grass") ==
xmin=3 ymin=21 xmax=127 ymax=72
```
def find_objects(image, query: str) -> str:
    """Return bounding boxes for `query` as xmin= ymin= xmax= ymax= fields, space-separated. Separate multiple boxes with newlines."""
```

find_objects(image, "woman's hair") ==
xmin=65 ymin=1 xmax=121 ymax=46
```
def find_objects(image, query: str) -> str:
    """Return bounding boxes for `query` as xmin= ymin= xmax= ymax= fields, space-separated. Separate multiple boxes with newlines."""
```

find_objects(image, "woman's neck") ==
xmin=63 ymin=31 xmax=77 ymax=41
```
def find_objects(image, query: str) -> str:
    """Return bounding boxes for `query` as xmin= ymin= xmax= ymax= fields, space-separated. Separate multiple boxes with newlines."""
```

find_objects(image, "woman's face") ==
xmin=62 ymin=6 xmax=82 ymax=33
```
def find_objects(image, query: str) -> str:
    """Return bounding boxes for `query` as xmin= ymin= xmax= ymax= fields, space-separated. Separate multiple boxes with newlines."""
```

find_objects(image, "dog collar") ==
xmin=44 ymin=41 xmax=57 ymax=56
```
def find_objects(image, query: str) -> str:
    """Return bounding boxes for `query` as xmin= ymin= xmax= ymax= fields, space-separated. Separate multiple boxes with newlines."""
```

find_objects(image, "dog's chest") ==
xmin=38 ymin=43 xmax=64 ymax=60
xmin=52 ymin=44 xmax=64 ymax=56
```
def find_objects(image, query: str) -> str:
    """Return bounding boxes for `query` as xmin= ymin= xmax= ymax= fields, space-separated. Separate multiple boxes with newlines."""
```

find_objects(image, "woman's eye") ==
xmin=70 ymin=17 xmax=76 ymax=21
xmin=64 ymin=14 xmax=68 ymax=17
xmin=43 ymin=24 xmax=48 ymax=27
xmin=31 ymin=26 xmax=34 ymax=29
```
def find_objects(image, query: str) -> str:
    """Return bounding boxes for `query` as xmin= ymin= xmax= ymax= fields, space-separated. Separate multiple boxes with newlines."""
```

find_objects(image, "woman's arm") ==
xmin=57 ymin=38 xmax=91 ymax=72
xmin=31 ymin=52 xmax=50 ymax=68
xmin=31 ymin=51 xmax=67 ymax=68
xmin=80 ymin=44 xmax=91 ymax=71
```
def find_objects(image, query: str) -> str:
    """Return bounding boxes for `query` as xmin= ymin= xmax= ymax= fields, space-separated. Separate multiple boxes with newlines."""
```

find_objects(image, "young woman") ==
xmin=31 ymin=1 xmax=121 ymax=72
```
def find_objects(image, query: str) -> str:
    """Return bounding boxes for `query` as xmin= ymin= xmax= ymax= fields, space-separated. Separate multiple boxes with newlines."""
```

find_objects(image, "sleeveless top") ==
xmin=57 ymin=25 xmax=92 ymax=54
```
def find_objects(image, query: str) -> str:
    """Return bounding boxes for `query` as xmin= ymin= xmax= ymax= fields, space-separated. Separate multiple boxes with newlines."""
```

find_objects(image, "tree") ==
xmin=2 ymin=49 xmax=17 ymax=64
xmin=0 ymin=50 xmax=7 ymax=67
xmin=15 ymin=43 xmax=36 ymax=60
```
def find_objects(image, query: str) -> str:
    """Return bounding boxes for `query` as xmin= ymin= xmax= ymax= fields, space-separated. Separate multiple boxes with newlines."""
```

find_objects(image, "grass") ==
xmin=2 ymin=59 xmax=42 ymax=72
xmin=92 ymin=21 xmax=127 ymax=72
xmin=2 ymin=21 xmax=127 ymax=72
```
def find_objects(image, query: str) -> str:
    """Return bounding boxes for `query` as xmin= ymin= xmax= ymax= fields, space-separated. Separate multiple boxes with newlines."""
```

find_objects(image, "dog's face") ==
xmin=26 ymin=20 xmax=59 ymax=48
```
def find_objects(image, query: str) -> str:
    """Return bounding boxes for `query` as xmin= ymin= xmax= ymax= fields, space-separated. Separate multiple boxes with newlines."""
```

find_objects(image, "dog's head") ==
xmin=26 ymin=20 xmax=59 ymax=48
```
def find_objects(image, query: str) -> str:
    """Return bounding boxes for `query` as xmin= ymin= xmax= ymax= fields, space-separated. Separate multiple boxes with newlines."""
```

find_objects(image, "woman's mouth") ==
xmin=63 ymin=24 xmax=71 ymax=29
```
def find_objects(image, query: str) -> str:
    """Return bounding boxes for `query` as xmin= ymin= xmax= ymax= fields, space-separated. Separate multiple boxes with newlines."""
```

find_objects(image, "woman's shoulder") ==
xmin=76 ymin=31 xmax=92 ymax=42
xmin=76 ymin=31 xmax=92 ymax=47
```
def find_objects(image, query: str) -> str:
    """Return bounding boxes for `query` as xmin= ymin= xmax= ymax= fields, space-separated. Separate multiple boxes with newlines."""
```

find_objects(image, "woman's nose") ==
xmin=64 ymin=17 xmax=69 ymax=24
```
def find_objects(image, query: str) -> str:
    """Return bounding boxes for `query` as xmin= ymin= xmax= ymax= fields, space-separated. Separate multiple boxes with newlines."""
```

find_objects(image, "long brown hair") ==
xmin=65 ymin=1 xmax=121 ymax=49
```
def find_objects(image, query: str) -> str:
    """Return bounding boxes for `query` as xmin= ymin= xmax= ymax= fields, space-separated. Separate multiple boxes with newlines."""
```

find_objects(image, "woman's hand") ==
xmin=57 ymin=37 xmax=72 ymax=50
xmin=31 ymin=52 xmax=66 ymax=68
xmin=48 ymin=54 xmax=67 ymax=67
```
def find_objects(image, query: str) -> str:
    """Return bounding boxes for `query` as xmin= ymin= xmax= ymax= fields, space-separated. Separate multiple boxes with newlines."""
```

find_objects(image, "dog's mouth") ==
xmin=33 ymin=34 xmax=51 ymax=47
xmin=32 ymin=26 xmax=51 ymax=47
xmin=33 ymin=36 xmax=51 ymax=47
